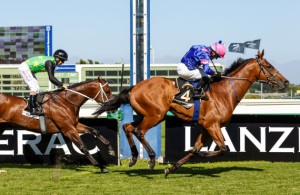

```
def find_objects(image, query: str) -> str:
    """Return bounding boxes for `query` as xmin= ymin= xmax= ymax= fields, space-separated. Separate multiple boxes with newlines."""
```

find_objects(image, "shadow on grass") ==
xmin=112 ymin=166 xmax=264 ymax=179
xmin=0 ymin=163 xmax=97 ymax=171
xmin=0 ymin=163 xmax=264 ymax=179
xmin=0 ymin=163 xmax=53 ymax=170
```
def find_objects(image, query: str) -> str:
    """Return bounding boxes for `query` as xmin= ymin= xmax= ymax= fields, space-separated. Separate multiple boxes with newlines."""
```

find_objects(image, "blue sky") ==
xmin=1 ymin=0 xmax=300 ymax=83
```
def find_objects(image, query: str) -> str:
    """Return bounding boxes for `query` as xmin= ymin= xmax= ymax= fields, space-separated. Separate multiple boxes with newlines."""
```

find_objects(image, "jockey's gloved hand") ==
xmin=62 ymin=85 xmax=68 ymax=90
xmin=215 ymin=72 xmax=222 ymax=78
xmin=212 ymin=72 xmax=222 ymax=82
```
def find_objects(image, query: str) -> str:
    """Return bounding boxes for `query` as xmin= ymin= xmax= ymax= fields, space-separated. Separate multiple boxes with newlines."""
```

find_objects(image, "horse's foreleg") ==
xmin=123 ymin=123 xmax=139 ymax=167
xmin=197 ymin=126 xmax=227 ymax=158
xmin=167 ymin=127 xmax=226 ymax=177
xmin=78 ymin=139 xmax=109 ymax=173
xmin=95 ymin=133 xmax=115 ymax=156
xmin=164 ymin=130 xmax=210 ymax=177
xmin=64 ymin=130 xmax=108 ymax=173
xmin=76 ymin=123 xmax=115 ymax=156
xmin=197 ymin=144 xmax=227 ymax=157
xmin=164 ymin=153 xmax=194 ymax=177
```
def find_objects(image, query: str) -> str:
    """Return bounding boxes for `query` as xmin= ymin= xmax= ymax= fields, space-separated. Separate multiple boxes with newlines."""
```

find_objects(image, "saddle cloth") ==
xmin=174 ymin=77 xmax=199 ymax=108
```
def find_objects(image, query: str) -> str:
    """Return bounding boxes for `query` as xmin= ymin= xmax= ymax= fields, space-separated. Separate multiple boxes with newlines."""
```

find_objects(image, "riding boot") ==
xmin=30 ymin=95 xmax=40 ymax=115
xmin=193 ymin=80 xmax=209 ymax=101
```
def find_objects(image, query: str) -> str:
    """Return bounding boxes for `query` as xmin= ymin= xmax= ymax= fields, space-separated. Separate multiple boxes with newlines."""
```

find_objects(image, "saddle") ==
xmin=23 ymin=93 xmax=45 ymax=114
xmin=173 ymin=77 xmax=209 ymax=122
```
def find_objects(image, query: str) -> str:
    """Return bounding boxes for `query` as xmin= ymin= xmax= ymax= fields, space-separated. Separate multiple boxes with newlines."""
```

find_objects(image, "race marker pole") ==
xmin=129 ymin=0 xmax=150 ymax=159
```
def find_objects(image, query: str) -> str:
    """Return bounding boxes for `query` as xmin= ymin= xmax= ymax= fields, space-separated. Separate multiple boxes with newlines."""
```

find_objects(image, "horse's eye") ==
xmin=266 ymin=64 xmax=272 ymax=68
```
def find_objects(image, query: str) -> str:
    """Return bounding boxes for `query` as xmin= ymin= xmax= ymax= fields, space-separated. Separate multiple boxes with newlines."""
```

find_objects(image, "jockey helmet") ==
xmin=53 ymin=49 xmax=68 ymax=61
xmin=210 ymin=41 xmax=226 ymax=59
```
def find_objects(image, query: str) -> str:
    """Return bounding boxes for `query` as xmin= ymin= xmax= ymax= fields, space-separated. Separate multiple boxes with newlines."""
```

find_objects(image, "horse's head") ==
xmin=95 ymin=76 xmax=113 ymax=103
xmin=256 ymin=50 xmax=289 ymax=89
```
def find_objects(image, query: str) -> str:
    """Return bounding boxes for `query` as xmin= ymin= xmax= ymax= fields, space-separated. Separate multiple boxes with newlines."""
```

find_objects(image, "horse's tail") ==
xmin=93 ymin=86 xmax=133 ymax=117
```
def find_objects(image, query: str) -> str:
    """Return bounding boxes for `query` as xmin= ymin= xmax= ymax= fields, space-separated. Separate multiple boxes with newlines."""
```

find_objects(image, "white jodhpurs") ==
xmin=177 ymin=63 xmax=206 ymax=81
xmin=18 ymin=62 xmax=40 ymax=93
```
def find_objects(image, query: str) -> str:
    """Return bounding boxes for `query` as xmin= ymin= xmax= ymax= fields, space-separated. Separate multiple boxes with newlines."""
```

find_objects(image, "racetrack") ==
xmin=1 ymin=160 xmax=299 ymax=194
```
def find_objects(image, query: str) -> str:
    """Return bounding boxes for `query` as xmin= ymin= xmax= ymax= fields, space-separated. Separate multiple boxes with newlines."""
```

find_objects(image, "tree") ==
xmin=76 ymin=59 xmax=87 ymax=64
xmin=76 ymin=59 xmax=101 ymax=64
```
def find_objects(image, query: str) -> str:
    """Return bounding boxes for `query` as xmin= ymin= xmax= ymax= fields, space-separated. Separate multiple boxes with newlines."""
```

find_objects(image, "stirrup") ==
xmin=193 ymin=90 xmax=205 ymax=98
xmin=201 ymin=95 xmax=209 ymax=101
xmin=30 ymin=107 xmax=42 ymax=116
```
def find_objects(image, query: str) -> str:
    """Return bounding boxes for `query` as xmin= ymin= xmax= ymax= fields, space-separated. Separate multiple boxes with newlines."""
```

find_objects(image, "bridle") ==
xmin=255 ymin=57 xmax=283 ymax=88
xmin=228 ymin=57 xmax=283 ymax=103
xmin=65 ymin=81 xmax=110 ymax=104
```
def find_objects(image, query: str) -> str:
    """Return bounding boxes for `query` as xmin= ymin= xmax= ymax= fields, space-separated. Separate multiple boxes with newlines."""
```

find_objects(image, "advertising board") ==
xmin=165 ymin=115 xmax=300 ymax=163
xmin=0 ymin=118 xmax=118 ymax=165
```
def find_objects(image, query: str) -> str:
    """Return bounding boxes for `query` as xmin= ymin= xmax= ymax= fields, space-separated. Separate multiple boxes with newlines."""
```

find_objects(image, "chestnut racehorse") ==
xmin=93 ymin=50 xmax=289 ymax=176
xmin=0 ymin=76 xmax=113 ymax=172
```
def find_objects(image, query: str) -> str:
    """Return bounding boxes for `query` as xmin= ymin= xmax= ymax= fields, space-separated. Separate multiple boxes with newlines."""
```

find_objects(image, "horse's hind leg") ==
xmin=123 ymin=122 xmax=139 ymax=167
xmin=131 ymin=117 xmax=163 ymax=170
xmin=132 ymin=126 xmax=157 ymax=170
xmin=124 ymin=114 xmax=163 ymax=170
xmin=76 ymin=122 xmax=115 ymax=156
xmin=122 ymin=117 xmax=146 ymax=167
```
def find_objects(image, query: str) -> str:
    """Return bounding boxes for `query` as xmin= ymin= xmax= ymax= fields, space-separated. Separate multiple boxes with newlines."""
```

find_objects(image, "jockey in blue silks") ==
xmin=177 ymin=41 xmax=226 ymax=100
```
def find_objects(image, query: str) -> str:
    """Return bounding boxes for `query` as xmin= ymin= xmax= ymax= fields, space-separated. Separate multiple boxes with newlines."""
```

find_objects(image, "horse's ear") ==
xmin=98 ymin=76 xmax=103 ymax=81
xmin=257 ymin=49 xmax=264 ymax=60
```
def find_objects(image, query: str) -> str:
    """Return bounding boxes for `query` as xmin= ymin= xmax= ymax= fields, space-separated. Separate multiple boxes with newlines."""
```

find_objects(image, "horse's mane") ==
xmin=45 ymin=79 xmax=95 ymax=94
xmin=68 ymin=79 xmax=94 ymax=89
xmin=223 ymin=58 xmax=253 ymax=75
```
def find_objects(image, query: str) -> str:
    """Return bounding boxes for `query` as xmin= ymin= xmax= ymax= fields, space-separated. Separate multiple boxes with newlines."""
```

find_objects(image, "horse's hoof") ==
xmin=199 ymin=152 xmax=207 ymax=157
xmin=100 ymin=166 xmax=108 ymax=173
xmin=164 ymin=168 xmax=170 ymax=178
xmin=129 ymin=157 xmax=137 ymax=167
xmin=148 ymin=161 xmax=155 ymax=170
xmin=108 ymin=150 xmax=116 ymax=156
xmin=108 ymin=146 xmax=116 ymax=156
xmin=101 ymin=167 xmax=109 ymax=173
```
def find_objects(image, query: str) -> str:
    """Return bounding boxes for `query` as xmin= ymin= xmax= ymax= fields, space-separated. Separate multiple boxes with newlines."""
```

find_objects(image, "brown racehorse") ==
xmin=93 ymin=50 xmax=289 ymax=177
xmin=0 ymin=76 xmax=113 ymax=173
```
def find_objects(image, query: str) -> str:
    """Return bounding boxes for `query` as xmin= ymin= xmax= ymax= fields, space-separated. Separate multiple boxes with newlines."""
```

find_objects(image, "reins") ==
xmin=220 ymin=57 xmax=277 ymax=84
xmin=219 ymin=57 xmax=263 ymax=103
xmin=220 ymin=75 xmax=251 ymax=82
xmin=64 ymin=82 xmax=109 ymax=108
xmin=41 ymin=81 xmax=109 ymax=106
xmin=210 ymin=58 xmax=251 ymax=83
